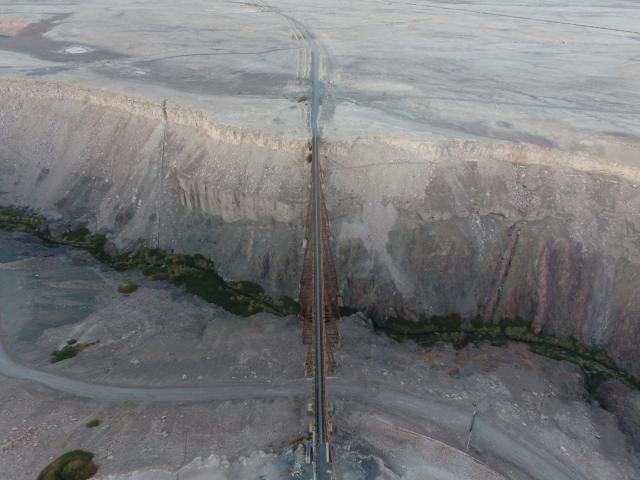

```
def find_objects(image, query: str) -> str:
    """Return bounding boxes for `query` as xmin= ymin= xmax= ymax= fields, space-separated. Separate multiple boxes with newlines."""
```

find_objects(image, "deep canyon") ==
xmin=1 ymin=79 xmax=639 ymax=381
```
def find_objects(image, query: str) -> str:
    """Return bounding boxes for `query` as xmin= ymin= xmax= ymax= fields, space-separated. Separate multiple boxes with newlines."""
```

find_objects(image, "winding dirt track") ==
xmin=0 ymin=336 xmax=586 ymax=480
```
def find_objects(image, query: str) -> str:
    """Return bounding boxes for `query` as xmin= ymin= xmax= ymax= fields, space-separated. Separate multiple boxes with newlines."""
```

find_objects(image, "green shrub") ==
xmin=37 ymin=450 xmax=98 ymax=480
xmin=385 ymin=313 xmax=462 ymax=335
xmin=490 ymin=337 xmax=508 ymax=347
xmin=444 ymin=331 xmax=469 ymax=349
xmin=86 ymin=419 xmax=101 ymax=428
xmin=379 ymin=312 xmax=639 ymax=393
xmin=51 ymin=345 xmax=79 ymax=363
xmin=416 ymin=336 xmax=440 ymax=348
xmin=63 ymin=228 xmax=90 ymax=243
xmin=470 ymin=315 xmax=484 ymax=329
xmin=87 ymin=234 xmax=107 ymax=255
xmin=504 ymin=325 xmax=536 ymax=342
xmin=117 ymin=282 xmax=138 ymax=294
xmin=0 ymin=206 xmax=46 ymax=236
xmin=148 ymin=271 xmax=170 ymax=281
xmin=230 ymin=281 xmax=264 ymax=295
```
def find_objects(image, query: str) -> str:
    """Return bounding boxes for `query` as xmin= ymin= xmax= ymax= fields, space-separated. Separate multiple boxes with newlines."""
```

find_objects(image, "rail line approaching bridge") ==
xmin=242 ymin=5 xmax=340 ymax=475
xmin=298 ymin=49 xmax=341 ymax=480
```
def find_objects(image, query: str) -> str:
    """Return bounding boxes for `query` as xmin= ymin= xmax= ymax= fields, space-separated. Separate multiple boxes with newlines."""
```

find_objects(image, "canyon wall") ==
xmin=325 ymin=139 xmax=640 ymax=380
xmin=0 ymin=80 xmax=308 ymax=296
xmin=1 ymin=80 xmax=639 ymax=378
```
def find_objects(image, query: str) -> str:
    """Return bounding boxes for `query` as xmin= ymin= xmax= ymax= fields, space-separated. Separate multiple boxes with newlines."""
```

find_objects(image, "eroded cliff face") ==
xmin=0 ymin=80 xmax=308 ymax=296
xmin=326 ymin=140 xmax=640 ymax=378
xmin=1 ymin=80 xmax=639 ymax=377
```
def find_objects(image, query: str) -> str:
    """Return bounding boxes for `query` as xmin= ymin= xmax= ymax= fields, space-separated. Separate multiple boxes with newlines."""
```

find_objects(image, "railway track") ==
xmin=241 ymin=9 xmax=339 ymax=475
xmin=299 ymin=47 xmax=340 ymax=479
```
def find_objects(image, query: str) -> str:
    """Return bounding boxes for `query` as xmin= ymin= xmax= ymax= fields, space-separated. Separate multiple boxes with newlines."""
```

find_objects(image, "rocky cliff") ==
xmin=1 ymin=79 xmax=639 ymax=378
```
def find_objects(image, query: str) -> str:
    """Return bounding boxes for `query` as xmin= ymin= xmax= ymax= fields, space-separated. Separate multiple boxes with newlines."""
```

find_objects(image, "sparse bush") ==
xmin=117 ymin=282 xmax=138 ymax=294
xmin=148 ymin=272 xmax=170 ymax=281
xmin=37 ymin=450 xmax=98 ymax=480
xmin=51 ymin=345 xmax=79 ymax=363
xmin=86 ymin=419 xmax=101 ymax=428
xmin=444 ymin=331 xmax=469 ymax=350
xmin=0 ymin=206 xmax=46 ymax=236
xmin=504 ymin=325 xmax=530 ymax=340
xmin=63 ymin=228 xmax=90 ymax=243
xmin=378 ymin=312 xmax=640 ymax=393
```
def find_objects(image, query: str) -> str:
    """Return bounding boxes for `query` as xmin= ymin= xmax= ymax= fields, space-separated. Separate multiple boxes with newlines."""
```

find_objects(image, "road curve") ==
xmin=0 ymin=338 xmax=586 ymax=480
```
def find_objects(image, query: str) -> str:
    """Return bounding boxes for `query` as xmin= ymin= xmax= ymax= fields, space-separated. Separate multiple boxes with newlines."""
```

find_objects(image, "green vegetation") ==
xmin=381 ymin=313 xmax=640 ymax=393
xmin=50 ymin=339 xmax=100 ymax=363
xmin=10 ymin=205 xmax=634 ymax=393
xmin=106 ymin=249 xmax=299 ymax=316
xmin=0 ymin=207 xmax=105 ymax=254
xmin=63 ymin=227 xmax=91 ymax=243
xmin=86 ymin=419 xmax=101 ymax=428
xmin=37 ymin=450 xmax=98 ymax=480
xmin=0 ymin=206 xmax=299 ymax=317
xmin=117 ymin=282 xmax=138 ymax=294
xmin=51 ymin=345 xmax=80 ymax=363
xmin=295 ymin=95 xmax=308 ymax=103
xmin=0 ymin=206 xmax=45 ymax=236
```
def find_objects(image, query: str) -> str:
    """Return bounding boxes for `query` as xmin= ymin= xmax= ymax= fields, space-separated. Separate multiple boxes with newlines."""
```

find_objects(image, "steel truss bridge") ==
xmin=299 ymin=50 xmax=341 ymax=480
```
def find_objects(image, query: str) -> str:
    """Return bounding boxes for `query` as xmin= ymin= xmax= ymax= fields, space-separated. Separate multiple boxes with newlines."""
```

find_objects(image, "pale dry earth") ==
xmin=1 ymin=1 xmax=640 ymax=478
xmin=0 ymin=231 xmax=638 ymax=479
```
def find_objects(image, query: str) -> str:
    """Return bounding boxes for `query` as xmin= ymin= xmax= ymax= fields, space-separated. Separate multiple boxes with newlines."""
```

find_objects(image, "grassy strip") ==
xmin=0 ymin=206 xmax=46 ymax=235
xmin=37 ymin=450 xmax=98 ymax=480
xmin=380 ymin=314 xmax=640 ymax=393
xmin=0 ymin=206 xmax=300 ymax=317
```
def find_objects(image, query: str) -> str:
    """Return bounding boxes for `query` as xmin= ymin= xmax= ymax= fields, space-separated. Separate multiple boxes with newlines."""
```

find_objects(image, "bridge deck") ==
xmin=299 ymin=50 xmax=340 ymax=480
